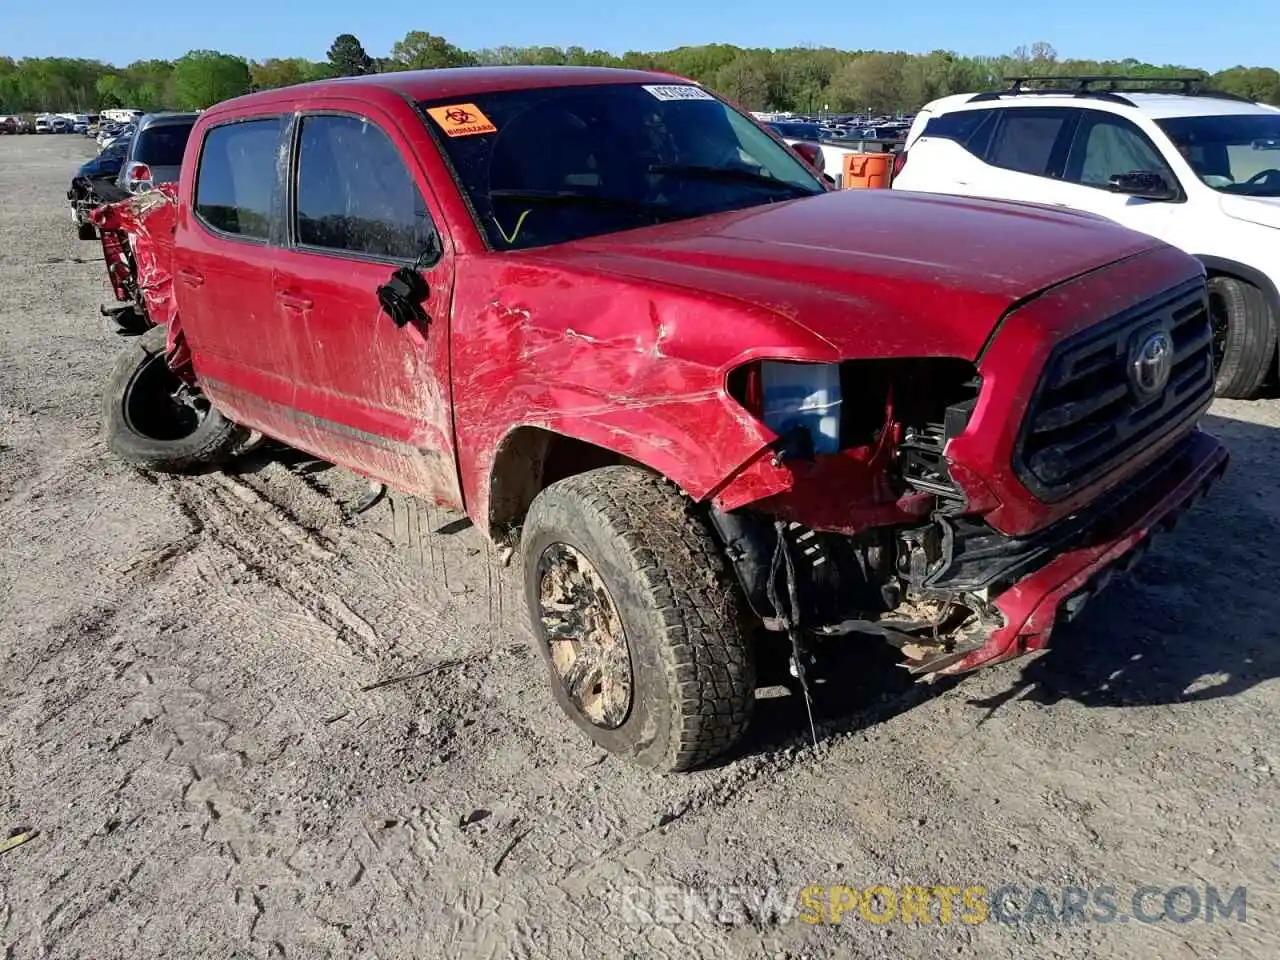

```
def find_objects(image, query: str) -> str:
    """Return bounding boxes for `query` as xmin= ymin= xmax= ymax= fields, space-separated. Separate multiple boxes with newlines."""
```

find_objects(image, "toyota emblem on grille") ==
xmin=1131 ymin=330 xmax=1174 ymax=398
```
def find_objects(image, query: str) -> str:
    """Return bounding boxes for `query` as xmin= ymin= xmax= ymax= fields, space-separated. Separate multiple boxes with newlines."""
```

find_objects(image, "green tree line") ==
xmin=2 ymin=34 xmax=1278 ymax=114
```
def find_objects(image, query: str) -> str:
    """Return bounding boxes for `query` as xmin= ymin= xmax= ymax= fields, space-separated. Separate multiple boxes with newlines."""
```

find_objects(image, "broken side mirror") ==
xmin=1108 ymin=170 xmax=1179 ymax=201
xmin=377 ymin=231 xmax=442 ymax=328
xmin=377 ymin=267 xmax=430 ymax=329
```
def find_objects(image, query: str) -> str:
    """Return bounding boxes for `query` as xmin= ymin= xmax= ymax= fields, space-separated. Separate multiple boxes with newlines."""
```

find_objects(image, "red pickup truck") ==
xmin=93 ymin=67 xmax=1227 ymax=771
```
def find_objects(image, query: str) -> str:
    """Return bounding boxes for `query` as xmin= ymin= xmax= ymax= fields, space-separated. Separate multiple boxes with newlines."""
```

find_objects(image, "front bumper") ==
xmin=940 ymin=429 xmax=1228 ymax=675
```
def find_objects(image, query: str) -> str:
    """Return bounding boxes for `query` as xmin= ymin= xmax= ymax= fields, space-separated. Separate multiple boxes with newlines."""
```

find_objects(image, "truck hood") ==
xmin=1219 ymin=193 xmax=1280 ymax=230
xmin=536 ymin=189 xmax=1165 ymax=360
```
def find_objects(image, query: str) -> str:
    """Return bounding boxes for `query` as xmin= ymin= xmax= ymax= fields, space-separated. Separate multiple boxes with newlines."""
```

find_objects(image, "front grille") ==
xmin=1014 ymin=279 xmax=1214 ymax=501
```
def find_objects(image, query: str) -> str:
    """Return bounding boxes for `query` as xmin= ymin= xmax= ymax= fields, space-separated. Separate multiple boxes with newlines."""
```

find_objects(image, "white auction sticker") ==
xmin=642 ymin=84 xmax=716 ymax=102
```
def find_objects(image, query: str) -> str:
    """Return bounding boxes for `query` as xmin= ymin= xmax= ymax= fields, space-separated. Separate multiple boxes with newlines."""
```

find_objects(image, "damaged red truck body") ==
xmin=93 ymin=67 xmax=1228 ymax=771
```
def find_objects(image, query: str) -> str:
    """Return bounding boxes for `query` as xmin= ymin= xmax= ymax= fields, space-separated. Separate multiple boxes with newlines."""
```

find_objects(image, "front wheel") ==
xmin=104 ymin=325 xmax=246 ymax=472
xmin=1209 ymin=275 xmax=1276 ymax=399
xmin=521 ymin=466 xmax=755 ymax=772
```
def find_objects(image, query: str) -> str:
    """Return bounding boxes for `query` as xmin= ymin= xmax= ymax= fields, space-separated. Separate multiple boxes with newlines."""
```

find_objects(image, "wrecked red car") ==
xmin=93 ymin=67 xmax=1228 ymax=771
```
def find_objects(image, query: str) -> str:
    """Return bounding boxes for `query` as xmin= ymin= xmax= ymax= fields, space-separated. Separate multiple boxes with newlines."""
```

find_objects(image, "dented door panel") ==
xmin=269 ymin=100 xmax=462 ymax=505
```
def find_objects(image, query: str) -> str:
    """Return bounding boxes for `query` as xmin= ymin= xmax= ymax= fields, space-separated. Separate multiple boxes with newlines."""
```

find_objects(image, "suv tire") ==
xmin=1209 ymin=275 xmax=1276 ymax=399
xmin=104 ymin=325 xmax=246 ymax=472
xmin=521 ymin=466 xmax=755 ymax=771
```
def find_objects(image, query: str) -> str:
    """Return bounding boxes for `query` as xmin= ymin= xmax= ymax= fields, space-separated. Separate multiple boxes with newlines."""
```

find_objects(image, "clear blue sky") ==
xmin=3 ymin=0 xmax=1272 ymax=72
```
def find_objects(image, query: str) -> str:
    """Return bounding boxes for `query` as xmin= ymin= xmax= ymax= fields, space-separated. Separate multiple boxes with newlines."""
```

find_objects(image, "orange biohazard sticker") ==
xmin=427 ymin=103 xmax=497 ymax=137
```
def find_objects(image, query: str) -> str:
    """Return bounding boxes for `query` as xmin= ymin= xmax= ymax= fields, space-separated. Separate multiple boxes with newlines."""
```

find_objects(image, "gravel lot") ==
xmin=1 ymin=133 xmax=1277 ymax=960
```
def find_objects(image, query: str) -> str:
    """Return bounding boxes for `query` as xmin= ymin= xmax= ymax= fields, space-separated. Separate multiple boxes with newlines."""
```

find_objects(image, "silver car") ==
xmin=115 ymin=113 xmax=197 ymax=194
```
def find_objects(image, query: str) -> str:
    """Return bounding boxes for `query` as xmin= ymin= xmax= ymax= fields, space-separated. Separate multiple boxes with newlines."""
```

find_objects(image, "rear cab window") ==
xmin=194 ymin=118 xmax=284 ymax=241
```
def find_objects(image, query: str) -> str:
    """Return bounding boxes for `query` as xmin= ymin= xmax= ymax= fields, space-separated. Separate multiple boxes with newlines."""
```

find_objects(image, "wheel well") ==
xmin=1198 ymin=257 xmax=1280 ymax=322
xmin=1205 ymin=261 xmax=1280 ymax=398
xmin=1200 ymin=259 xmax=1280 ymax=376
xmin=486 ymin=427 xmax=645 ymax=538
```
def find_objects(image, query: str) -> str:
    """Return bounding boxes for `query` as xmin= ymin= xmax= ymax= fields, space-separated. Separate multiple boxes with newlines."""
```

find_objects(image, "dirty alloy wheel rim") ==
xmin=535 ymin=542 xmax=634 ymax=730
xmin=1208 ymin=291 xmax=1228 ymax=371
xmin=122 ymin=351 xmax=207 ymax=442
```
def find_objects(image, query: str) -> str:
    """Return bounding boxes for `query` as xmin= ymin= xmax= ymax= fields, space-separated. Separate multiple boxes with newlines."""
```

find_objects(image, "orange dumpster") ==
xmin=841 ymin=153 xmax=894 ymax=189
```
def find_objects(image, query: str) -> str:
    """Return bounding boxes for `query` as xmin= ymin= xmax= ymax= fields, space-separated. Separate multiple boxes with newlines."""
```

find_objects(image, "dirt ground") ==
xmin=1 ymin=134 xmax=1277 ymax=960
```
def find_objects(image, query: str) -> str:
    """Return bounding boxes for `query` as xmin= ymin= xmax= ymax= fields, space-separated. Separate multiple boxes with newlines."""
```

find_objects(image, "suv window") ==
xmin=987 ymin=108 xmax=1078 ymax=176
xmin=1066 ymin=112 xmax=1174 ymax=189
xmin=134 ymin=122 xmax=194 ymax=167
xmin=1157 ymin=114 xmax=1280 ymax=197
xmin=921 ymin=109 xmax=997 ymax=157
xmin=195 ymin=118 xmax=283 ymax=240
xmin=295 ymin=115 xmax=437 ymax=260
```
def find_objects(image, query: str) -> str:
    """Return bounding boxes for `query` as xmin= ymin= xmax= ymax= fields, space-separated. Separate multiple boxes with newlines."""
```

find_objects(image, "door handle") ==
xmin=177 ymin=267 xmax=204 ymax=287
xmin=277 ymin=291 xmax=313 ymax=311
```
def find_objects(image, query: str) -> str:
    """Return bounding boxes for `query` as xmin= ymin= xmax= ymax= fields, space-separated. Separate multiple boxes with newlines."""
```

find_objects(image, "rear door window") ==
xmin=194 ymin=118 xmax=284 ymax=241
xmin=293 ymin=114 xmax=437 ymax=261
xmin=987 ymin=108 xmax=1079 ymax=177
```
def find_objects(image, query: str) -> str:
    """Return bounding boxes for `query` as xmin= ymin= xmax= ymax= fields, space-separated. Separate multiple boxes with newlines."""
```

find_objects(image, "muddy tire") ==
xmin=1209 ymin=275 xmax=1276 ymax=399
xmin=104 ymin=325 xmax=245 ymax=472
xmin=521 ymin=466 xmax=754 ymax=772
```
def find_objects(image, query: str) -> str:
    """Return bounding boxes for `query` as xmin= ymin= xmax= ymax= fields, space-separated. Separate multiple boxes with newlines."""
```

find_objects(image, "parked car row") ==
xmin=0 ymin=110 xmax=147 ymax=136
xmin=755 ymin=113 xmax=910 ymax=187
xmin=67 ymin=112 xmax=198 ymax=249
xmin=83 ymin=67 xmax=1230 ymax=774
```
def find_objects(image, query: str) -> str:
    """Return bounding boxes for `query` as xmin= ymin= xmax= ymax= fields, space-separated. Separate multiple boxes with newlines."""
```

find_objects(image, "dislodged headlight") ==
xmin=729 ymin=357 xmax=982 ymax=465
xmin=728 ymin=360 xmax=843 ymax=455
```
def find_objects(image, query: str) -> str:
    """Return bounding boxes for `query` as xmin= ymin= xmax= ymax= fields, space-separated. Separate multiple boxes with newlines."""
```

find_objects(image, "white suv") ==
xmin=893 ymin=78 xmax=1280 ymax=398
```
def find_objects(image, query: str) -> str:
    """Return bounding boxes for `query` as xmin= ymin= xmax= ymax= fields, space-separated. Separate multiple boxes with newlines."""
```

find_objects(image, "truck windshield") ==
xmin=1156 ymin=114 xmax=1280 ymax=196
xmin=418 ymin=83 xmax=826 ymax=251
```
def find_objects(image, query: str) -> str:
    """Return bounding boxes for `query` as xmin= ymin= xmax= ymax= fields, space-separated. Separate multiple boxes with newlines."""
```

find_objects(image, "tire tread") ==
xmin=524 ymin=466 xmax=754 ymax=771
xmin=104 ymin=325 xmax=245 ymax=472
xmin=1211 ymin=275 xmax=1276 ymax=399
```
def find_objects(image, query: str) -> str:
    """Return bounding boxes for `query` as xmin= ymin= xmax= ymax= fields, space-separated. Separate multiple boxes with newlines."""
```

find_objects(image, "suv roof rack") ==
xmin=966 ymin=75 xmax=1254 ymax=107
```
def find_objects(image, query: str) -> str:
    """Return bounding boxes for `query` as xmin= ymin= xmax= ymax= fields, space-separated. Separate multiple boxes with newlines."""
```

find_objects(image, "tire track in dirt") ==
xmin=219 ymin=458 xmax=518 ymax=663
xmin=159 ymin=470 xmax=403 ymax=669
xmin=140 ymin=461 xmax=538 ymax=771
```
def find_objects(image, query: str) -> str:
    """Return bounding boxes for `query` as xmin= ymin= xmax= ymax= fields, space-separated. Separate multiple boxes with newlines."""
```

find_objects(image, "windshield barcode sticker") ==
xmin=643 ymin=84 xmax=715 ymax=102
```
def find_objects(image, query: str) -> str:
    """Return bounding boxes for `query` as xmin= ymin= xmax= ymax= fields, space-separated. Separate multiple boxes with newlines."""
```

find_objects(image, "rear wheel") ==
xmin=104 ymin=325 xmax=245 ymax=472
xmin=521 ymin=466 xmax=755 ymax=771
xmin=1209 ymin=275 xmax=1276 ymax=399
